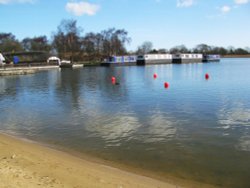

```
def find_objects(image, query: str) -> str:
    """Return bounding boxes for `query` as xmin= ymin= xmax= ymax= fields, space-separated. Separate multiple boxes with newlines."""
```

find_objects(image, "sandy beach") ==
xmin=0 ymin=133 xmax=185 ymax=188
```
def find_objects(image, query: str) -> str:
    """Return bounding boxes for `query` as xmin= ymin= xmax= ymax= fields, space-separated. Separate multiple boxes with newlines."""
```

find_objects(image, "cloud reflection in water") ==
xmin=84 ymin=113 xmax=141 ymax=147
xmin=218 ymin=107 xmax=250 ymax=128
xmin=140 ymin=110 xmax=177 ymax=143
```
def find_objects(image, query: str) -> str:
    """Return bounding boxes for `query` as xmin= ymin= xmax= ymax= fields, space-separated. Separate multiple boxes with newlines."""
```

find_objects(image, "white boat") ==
xmin=172 ymin=53 xmax=203 ymax=64
xmin=47 ymin=56 xmax=60 ymax=64
xmin=137 ymin=54 xmax=173 ymax=65
xmin=47 ymin=57 xmax=76 ymax=68
xmin=59 ymin=60 xmax=72 ymax=68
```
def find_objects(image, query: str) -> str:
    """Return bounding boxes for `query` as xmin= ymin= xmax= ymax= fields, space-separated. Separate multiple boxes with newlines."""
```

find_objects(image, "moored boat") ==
xmin=202 ymin=54 xmax=220 ymax=62
xmin=101 ymin=55 xmax=137 ymax=66
xmin=172 ymin=53 xmax=203 ymax=64
xmin=59 ymin=60 xmax=73 ymax=68
xmin=136 ymin=54 xmax=172 ymax=65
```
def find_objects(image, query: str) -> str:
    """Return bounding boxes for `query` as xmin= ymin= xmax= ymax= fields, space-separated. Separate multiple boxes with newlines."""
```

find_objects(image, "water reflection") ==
xmin=238 ymin=136 xmax=250 ymax=152
xmin=85 ymin=113 xmax=141 ymax=147
xmin=139 ymin=110 xmax=177 ymax=143
xmin=218 ymin=107 xmax=250 ymax=128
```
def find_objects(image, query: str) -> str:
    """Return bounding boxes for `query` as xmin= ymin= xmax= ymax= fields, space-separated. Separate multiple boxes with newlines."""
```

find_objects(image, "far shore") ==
xmin=222 ymin=54 xmax=250 ymax=58
xmin=0 ymin=54 xmax=249 ymax=73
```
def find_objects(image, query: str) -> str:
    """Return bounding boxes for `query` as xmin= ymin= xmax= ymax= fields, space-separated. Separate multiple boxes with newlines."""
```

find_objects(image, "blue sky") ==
xmin=0 ymin=0 xmax=250 ymax=51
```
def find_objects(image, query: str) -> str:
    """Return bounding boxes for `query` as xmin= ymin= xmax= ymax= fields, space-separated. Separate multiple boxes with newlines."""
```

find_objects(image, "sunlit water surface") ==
xmin=1 ymin=58 xmax=250 ymax=187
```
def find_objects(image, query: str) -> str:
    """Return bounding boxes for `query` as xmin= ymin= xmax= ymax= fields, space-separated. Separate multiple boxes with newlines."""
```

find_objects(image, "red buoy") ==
xmin=205 ymin=73 xmax=210 ymax=80
xmin=164 ymin=82 xmax=169 ymax=89
xmin=111 ymin=76 xmax=116 ymax=84
xmin=153 ymin=73 xmax=158 ymax=79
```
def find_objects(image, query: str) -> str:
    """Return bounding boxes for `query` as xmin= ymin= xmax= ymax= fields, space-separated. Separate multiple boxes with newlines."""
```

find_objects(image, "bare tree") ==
xmin=52 ymin=19 xmax=82 ymax=61
xmin=101 ymin=28 xmax=130 ymax=57
xmin=137 ymin=41 xmax=153 ymax=54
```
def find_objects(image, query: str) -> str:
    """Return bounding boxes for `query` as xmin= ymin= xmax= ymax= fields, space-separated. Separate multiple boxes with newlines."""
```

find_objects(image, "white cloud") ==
xmin=66 ymin=1 xmax=100 ymax=16
xmin=234 ymin=0 xmax=249 ymax=4
xmin=0 ymin=0 xmax=34 ymax=4
xmin=177 ymin=0 xmax=194 ymax=7
xmin=221 ymin=5 xmax=231 ymax=14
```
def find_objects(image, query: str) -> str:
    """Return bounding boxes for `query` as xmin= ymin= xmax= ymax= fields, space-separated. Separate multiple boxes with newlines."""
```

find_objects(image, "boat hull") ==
xmin=137 ymin=59 xmax=172 ymax=65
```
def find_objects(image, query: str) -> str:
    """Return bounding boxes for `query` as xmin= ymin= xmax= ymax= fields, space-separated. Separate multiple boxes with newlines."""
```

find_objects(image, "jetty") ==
xmin=0 ymin=69 xmax=36 ymax=76
xmin=0 ymin=66 xmax=58 ymax=76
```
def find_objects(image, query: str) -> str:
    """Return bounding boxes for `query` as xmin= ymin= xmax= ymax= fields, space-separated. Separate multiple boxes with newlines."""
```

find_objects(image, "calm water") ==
xmin=1 ymin=59 xmax=250 ymax=187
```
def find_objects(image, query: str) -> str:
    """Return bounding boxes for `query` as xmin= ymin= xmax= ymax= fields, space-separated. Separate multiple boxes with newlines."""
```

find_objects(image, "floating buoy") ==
xmin=111 ymin=76 xmax=116 ymax=84
xmin=164 ymin=82 xmax=169 ymax=89
xmin=153 ymin=73 xmax=158 ymax=79
xmin=205 ymin=73 xmax=210 ymax=80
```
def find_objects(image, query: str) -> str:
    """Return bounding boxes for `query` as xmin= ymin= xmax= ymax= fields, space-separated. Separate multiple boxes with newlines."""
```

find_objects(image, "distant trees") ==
xmin=137 ymin=41 xmax=153 ymax=54
xmin=170 ymin=45 xmax=189 ymax=54
xmin=234 ymin=48 xmax=249 ymax=55
xmin=22 ymin=36 xmax=51 ymax=52
xmin=0 ymin=33 xmax=22 ymax=52
xmin=0 ymin=33 xmax=51 ymax=53
xmin=82 ymin=32 xmax=102 ymax=61
xmin=158 ymin=48 xmax=168 ymax=54
xmin=101 ymin=28 xmax=130 ymax=56
xmin=193 ymin=44 xmax=236 ymax=55
xmin=51 ymin=20 xmax=131 ymax=61
xmin=193 ymin=44 xmax=212 ymax=54
xmin=52 ymin=19 xmax=82 ymax=61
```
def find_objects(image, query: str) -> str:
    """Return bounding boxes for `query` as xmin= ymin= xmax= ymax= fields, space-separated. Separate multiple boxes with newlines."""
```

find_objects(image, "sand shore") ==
xmin=0 ymin=133 xmax=184 ymax=188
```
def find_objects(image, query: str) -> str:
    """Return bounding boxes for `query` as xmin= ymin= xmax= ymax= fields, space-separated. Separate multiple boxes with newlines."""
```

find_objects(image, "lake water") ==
xmin=1 ymin=58 xmax=250 ymax=187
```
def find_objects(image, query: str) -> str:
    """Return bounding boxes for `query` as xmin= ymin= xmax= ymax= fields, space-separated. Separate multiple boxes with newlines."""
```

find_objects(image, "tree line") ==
xmin=0 ymin=19 xmax=249 ymax=63
xmin=0 ymin=19 xmax=130 ymax=62
xmin=137 ymin=42 xmax=250 ymax=56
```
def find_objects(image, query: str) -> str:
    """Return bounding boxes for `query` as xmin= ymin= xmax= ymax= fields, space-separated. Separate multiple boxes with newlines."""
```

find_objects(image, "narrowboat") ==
xmin=202 ymin=54 xmax=220 ymax=62
xmin=136 ymin=54 xmax=172 ymax=65
xmin=101 ymin=55 xmax=137 ymax=66
xmin=172 ymin=53 xmax=203 ymax=64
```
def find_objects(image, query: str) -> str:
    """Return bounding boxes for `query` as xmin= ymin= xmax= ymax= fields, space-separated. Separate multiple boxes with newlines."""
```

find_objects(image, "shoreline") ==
xmin=0 ymin=65 xmax=59 ymax=76
xmin=222 ymin=55 xmax=250 ymax=58
xmin=0 ymin=132 xmax=185 ymax=188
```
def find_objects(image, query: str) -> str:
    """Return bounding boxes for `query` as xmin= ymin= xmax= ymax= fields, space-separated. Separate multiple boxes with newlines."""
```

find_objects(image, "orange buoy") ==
xmin=205 ymin=73 xmax=210 ymax=80
xmin=164 ymin=82 xmax=169 ymax=89
xmin=153 ymin=73 xmax=157 ymax=79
